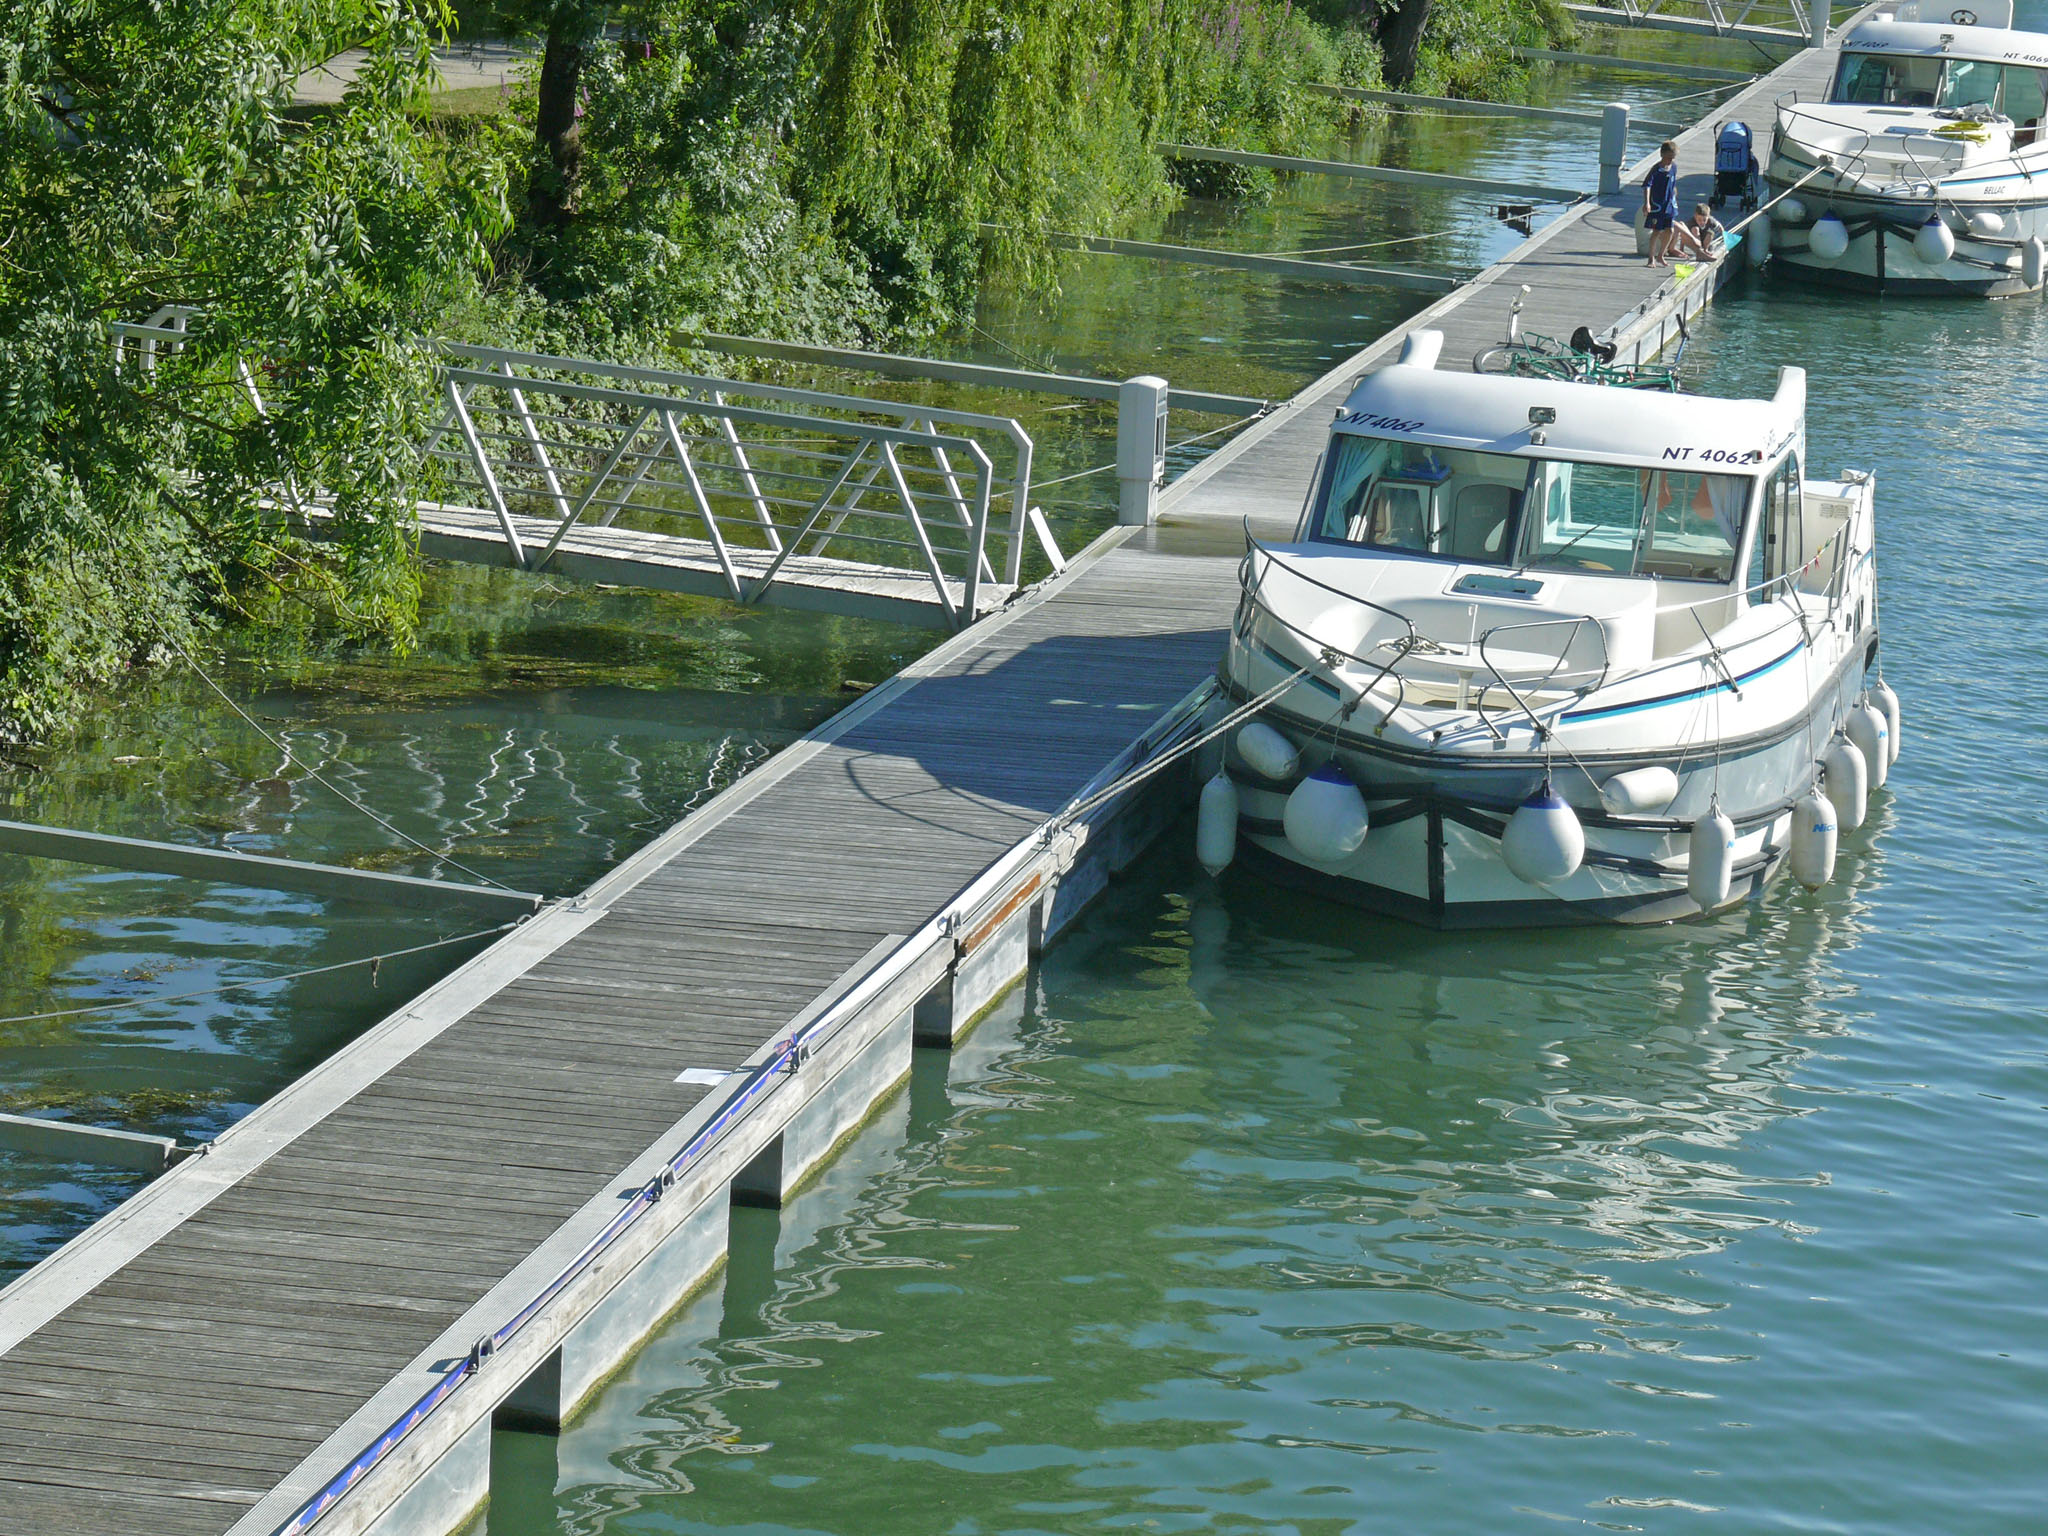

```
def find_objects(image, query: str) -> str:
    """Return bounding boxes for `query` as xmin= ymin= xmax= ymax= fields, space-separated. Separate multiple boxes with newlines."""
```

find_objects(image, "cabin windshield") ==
xmin=1831 ymin=50 xmax=2048 ymax=118
xmin=1311 ymin=432 xmax=1753 ymax=583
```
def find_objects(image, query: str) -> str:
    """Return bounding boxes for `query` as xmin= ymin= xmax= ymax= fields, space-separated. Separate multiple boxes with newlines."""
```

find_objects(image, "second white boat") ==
xmin=1764 ymin=0 xmax=2048 ymax=295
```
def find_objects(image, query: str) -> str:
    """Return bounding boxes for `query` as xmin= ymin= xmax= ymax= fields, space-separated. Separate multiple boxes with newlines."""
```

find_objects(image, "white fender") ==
xmin=1600 ymin=766 xmax=1679 ymax=815
xmin=1822 ymin=736 xmax=1868 ymax=833
xmin=1236 ymin=721 xmax=1300 ymax=781
xmin=1777 ymin=195 xmax=1808 ymax=225
xmin=1966 ymin=208 xmax=2012 ymax=238
xmin=1846 ymin=701 xmax=1889 ymax=790
xmin=1748 ymin=213 xmax=1773 ymax=269
xmin=1809 ymin=213 xmax=1850 ymax=263
xmin=1688 ymin=805 xmax=1736 ymax=910
xmin=2025 ymin=237 xmax=2047 ymax=291
xmin=1914 ymin=214 xmax=1956 ymax=266
xmin=1283 ymin=764 xmax=1369 ymax=863
xmin=1500 ymin=781 xmax=1585 ymax=886
xmin=1790 ymin=789 xmax=1838 ymax=889
xmin=1870 ymin=678 xmax=1902 ymax=766
xmin=1196 ymin=772 xmax=1239 ymax=875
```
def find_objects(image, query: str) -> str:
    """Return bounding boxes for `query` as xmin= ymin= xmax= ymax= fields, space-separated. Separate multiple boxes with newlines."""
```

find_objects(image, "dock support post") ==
xmin=490 ymin=1192 xmax=731 ymax=1433
xmin=359 ymin=1415 xmax=491 ymax=1536
xmin=1599 ymin=103 xmax=1630 ymax=197
xmin=732 ymin=1002 xmax=916 ymax=1204
xmin=915 ymin=912 xmax=1034 ymax=1048
xmin=1117 ymin=376 xmax=1168 ymax=525
xmin=1809 ymin=0 xmax=1826 ymax=47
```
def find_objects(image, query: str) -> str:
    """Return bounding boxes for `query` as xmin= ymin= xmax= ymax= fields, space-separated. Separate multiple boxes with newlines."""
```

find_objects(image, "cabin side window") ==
xmin=1756 ymin=452 xmax=1805 ymax=597
xmin=2002 ymin=66 xmax=2048 ymax=139
xmin=1311 ymin=434 xmax=1523 ymax=565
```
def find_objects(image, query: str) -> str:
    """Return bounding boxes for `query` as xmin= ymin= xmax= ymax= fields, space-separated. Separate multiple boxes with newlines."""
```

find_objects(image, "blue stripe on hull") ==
xmin=1563 ymin=641 xmax=1805 ymax=725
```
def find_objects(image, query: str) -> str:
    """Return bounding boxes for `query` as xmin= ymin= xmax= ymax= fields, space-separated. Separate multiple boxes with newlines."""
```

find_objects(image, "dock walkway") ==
xmin=0 ymin=32 xmax=1846 ymax=1536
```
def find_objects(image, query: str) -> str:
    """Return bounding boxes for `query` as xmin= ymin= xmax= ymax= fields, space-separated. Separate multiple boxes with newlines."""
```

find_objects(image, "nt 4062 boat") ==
xmin=1194 ymin=329 xmax=1901 ymax=928
xmin=1764 ymin=0 xmax=2048 ymax=295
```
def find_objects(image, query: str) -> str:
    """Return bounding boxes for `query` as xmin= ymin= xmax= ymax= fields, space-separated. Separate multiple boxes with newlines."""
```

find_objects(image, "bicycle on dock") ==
xmin=1471 ymin=286 xmax=1688 ymax=391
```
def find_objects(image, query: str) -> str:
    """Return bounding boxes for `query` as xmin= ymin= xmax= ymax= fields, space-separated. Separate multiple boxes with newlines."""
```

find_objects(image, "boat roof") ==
xmin=1336 ymin=332 xmax=1803 ymax=473
xmin=1838 ymin=17 xmax=2048 ymax=66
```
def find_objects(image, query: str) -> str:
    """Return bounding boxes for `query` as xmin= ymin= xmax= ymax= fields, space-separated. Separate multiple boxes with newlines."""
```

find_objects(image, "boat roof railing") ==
xmin=1237 ymin=508 xmax=1862 ymax=732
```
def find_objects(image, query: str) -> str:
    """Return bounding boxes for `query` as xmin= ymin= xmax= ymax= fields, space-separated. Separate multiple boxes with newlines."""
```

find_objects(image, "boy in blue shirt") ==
xmin=1643 ymin=140 xmax=1680 ymax=266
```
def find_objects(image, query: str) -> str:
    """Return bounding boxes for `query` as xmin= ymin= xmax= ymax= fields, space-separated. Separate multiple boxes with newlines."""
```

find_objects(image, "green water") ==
xmin=476 ymin=277 xmax=2048 ymax=1533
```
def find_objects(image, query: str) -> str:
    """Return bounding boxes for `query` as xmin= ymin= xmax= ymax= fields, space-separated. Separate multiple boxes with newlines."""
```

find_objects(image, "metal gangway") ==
xmin=1562 ymin=0 xmax=1837 ymax=46
xmin=421 ymin=343 xmax=1049 ymax=629
xmin=111 ymin=314 xmax=1075 ymax=631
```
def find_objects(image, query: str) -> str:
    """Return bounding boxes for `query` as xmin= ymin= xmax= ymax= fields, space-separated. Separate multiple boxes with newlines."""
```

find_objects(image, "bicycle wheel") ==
xmin=1513 ymin=353 xmax=1584 ymax=383
xmin=1472 ymin=346 xmax=1517 ymax=374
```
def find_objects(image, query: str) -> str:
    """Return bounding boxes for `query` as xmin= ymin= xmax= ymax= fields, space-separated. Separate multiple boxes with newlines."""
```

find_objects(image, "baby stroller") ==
xmin=1714 ymin=121 xmax=1760 ymax=211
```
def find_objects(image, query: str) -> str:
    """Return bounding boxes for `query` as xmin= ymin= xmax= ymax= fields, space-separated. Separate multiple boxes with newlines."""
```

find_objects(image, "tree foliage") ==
xmin=0 ymin=0 xmax=1565 ymax=739
xmin=443 ymin=0 xmax=1365 ymax=351
xmin=0 ymin=0 xmax=500 ymax=739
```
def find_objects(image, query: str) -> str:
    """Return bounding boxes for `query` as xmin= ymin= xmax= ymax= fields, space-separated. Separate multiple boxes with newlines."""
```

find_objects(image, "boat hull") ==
xmin=1215 ymin=633 xmax=1871 ymax=928
xmin=1764 ymin=155 xmax=2048 ymax=297
xmin=1233 ymin=821 xmax=1790 ymax=928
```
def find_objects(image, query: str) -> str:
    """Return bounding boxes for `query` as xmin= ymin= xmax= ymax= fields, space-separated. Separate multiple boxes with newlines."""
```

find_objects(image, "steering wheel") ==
xmin=1951 ymin=7 xmax=1978 ymax=23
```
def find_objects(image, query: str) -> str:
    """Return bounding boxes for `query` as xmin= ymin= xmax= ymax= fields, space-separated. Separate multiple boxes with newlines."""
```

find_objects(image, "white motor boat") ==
xmin=1198 ymin=331 xmax=1896 ymax=928
xmin=1764 ymin=0 xmax=2048 ymax=294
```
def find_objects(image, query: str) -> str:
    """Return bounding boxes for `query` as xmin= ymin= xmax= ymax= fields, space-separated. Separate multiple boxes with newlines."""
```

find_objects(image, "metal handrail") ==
xmin=1476 ymin=614 xmax=1612 ymax=742
xmin=433 ymin=367 xmax=1001 ymax=620
xmin=1774 ymin=98 xmax=2043 ymax=197
xmin=442 ymin=343 xmax=1038 ymax=585
xmin=105 ymin=322 xmax=1026 ymax=615
xmin=1237 ymin=501 xmax=1865 ymax=734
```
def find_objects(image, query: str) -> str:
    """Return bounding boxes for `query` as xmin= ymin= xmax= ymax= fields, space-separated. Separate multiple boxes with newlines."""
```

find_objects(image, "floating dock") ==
xmin=0 ymin=32 xmax=1845 ymax=1536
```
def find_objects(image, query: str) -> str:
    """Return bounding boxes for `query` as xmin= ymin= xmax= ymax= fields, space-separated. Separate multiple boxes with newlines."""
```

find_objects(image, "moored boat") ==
xmin=1764 ymin=0 xmax=2048 ymax=294
xmin=1198 ymin=330 xmax=1896 ymax=927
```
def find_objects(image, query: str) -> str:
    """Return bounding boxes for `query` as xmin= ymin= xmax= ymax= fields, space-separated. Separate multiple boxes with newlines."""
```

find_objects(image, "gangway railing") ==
xmin=1563 ymin=0 xmax=1829 ymax=45
xmin=433 ymin=343 xmax=1044 ymax=593
xmin=428 ymin=365 xmax=998 ymax=625
xmin=106 ymin=317 xmax=1053 ymax=627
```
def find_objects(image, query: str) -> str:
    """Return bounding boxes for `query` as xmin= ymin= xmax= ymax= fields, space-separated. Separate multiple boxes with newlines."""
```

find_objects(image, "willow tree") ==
xmin=0 ymin=0 xmax=502 ymax=739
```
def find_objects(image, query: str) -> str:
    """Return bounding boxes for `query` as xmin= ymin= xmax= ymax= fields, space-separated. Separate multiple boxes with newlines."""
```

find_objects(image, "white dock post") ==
xmin=1809 ymin=0 xmax=1827 ymax=47
xmin=1599 ymin=104 xmax=1630 ymax=197
xmin=1117 ymin=375 xmax=1168 ymax=525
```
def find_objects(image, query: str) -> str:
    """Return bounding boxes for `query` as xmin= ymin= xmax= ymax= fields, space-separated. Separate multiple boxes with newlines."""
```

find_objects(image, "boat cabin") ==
xmin=1820 ymin=12 xmax=2048 ymax=147
xmin=1293 ymin=334 xmax=1824 ymax=668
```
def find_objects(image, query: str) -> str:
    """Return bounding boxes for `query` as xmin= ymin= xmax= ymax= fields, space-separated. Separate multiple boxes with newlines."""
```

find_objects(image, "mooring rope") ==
xmin=0 ymin=923 xmax=520 ymax=1027
xmin=165 ymin=631 xmax=520 ymax=892
xmin=1047 ymin=663 xmax=1313 ymax=834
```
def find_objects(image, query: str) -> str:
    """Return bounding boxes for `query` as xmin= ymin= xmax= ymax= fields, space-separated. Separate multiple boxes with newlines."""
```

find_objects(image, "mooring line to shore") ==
xmin=165 ymin=630 xmax=521 ymax=893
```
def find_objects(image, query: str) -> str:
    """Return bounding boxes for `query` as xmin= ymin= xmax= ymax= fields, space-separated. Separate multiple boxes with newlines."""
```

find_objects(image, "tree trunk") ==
xmin=530 ymin=11 xmax=591 ymax=228
xmin=1379 ymin=0 xmax=1434 ymax=89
